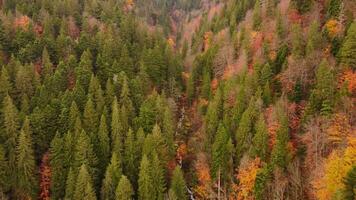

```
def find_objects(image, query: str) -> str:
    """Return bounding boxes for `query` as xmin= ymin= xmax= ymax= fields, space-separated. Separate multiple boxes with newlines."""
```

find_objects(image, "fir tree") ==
xmin=151 ymin=153 xmax=166 ymax=200
xmin=101 ymin=153 xmax=122 ymax=200
xmin=251 ymin=114 xmax=269 ymax=161
xmin=253 ymin=0 xmax=262 ymax=30
xmin=339 ymin=22 xmax=356 ymax=69
xmin=49 ymin=133 xmax=66 ymax=199
xmin=115 ymin=175 xmax=134 ymax=200
xmin=138 ymin=155 xmax=154 ymax=200
xmin=0 ymin=145 xmax=9 ymax=193
xmin=83 ymin=96 xmax=98 ymax=139
xmin=2 ymin=95 xmax=19 ymax=185
xmin=64 ymin=167 xmax=76 ymax=200
xmin=0 ymin=67 xmax=11 ymax=104
xmin=73 ymin=164 xmax=96 ymax=200
xmin=76 ymin=50 xmax=93 ymax=91
xmin=169 ymin=167 xmax=187 ymax=200
xmin=291 ymin=23 xmax=304 ymax=58
xmin=211 ymin=123 xmax=233 ymax=182
xmin=16 ymin=117 xmax=37 ymax=199
xmin=98 ymin=114 xmax=110 ymax=174
xmin=124 ymin=129 xmax=139 ymax=187
xmin=111 ymin=97 xmax=123 ymax=154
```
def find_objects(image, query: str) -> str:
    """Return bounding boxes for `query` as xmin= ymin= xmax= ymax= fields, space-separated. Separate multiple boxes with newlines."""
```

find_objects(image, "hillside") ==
xmin=0 ymin=0 xmax=355 ymax=200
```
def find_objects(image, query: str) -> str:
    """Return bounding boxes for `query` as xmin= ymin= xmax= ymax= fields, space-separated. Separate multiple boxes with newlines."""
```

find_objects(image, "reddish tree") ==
xmin=39 ymin=152 xmax=51 ymax=200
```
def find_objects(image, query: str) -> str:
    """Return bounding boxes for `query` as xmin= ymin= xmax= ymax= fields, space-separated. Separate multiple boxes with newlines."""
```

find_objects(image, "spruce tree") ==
xmin=49 ymin=133 xmax=66 ymax=199
xmin=124 ymin=129 xmax=139 ymax=187
xmin=211 ymin=123 xmax=233 ymax=182
xmin=306 ymin=20 xmax=322 ymax=55
xmin=339 ymin=22 xmax=356 ymax=69
xmin=98 ymin=114 xmax=110 ymax=173
xmin=252 ymin=0 xmax=262 ymax=30
xmin=169 ymin=167 xmax=187 ymax=200
xmin=0 ymin=145 xmax=9 ymax=193
xmin=291 ymin=23 xmax=304 ymax=58
xmin=162 ymin=107 xmax=175 ymax=156
xmin=16 ymin=117 xmax=37 ymax=199
xmin=83 ymin=97 xmax=98 ymax=140
xmin=101 ymin=153 xmax=122 ymax=200
xmin=151 ymin=153 xmax=166 ymax=200
xmin=138 ymin=155 xmax=154 ymax=200
xmin=76 ymin=50 xmax=93 ymax=91
xmin=0 ymin=67 xmax=11 ymax=104
xmin=64 ymin=167 xmax=76 ymax=200
xmin=73 ymin=164 xmax=97 ymax=200
xmin=251 ymin=114 xmax=269 ymax=161
xmin=115 ymin=175 xmax=134 ymax=200
xmin=2 ymin=94 xmax=19 ymax=185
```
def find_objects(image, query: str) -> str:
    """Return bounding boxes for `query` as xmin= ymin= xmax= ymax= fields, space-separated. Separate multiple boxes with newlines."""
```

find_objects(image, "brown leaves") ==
xmin=39 ymin=153 xmax=51 ymax=200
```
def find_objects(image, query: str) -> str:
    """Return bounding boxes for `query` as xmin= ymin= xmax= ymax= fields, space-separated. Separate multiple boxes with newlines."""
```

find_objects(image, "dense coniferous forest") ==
xmin=0 ymin=0 xmax=355 ymax=199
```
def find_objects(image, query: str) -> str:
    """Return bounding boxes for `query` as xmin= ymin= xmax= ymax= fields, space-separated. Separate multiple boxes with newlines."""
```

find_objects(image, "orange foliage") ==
xmin=176 ymin=143 xmax=187 ymax=165
xmin=251 ymin=31 xmax=263 ymax=54
xmin=14 ymin=16 xmax=30 ymax=30
xmin=203 ymin=31 xmax=213 ymax=51
xmin=325 ymin=19 xmax=341 ymax=38
xmin=40 ymin=153 xmax=51 ymax=200
xmin=288 ymin=9 xmax=302 ymax=24
xmin=167 ymin=37 xmax=175 ymax=48
xmin=211 ymin=78 xmax=219 ymax=91
xmin=339 ymin=69 xmax=356 ymax=95
xmin=327 ymin=113 xmax=352 ymax=146
xmin=194 ymin=154 xmax=212 ymax=199
xmin=231 ymin=158 xmax=261 ymax=200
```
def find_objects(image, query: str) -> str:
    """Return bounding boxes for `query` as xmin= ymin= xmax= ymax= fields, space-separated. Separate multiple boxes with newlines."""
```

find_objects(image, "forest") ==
xmin=0 ymin=0 xmax=355 ymax=199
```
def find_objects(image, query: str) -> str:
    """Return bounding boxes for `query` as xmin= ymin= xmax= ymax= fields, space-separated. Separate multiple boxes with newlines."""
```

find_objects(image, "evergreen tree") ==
xmin=339 ymin=22 xmax=356 ymax=69
xmin=343 ymin=166 xmax=356 ymax=200
xmin=253 ymin=0 xmax=262 ymax=30
xmin=251 ymin=114 xmax=269 ymax=161
xmin=205 ymin=87 xmax=224 ymax=147
xmin=259 ymin=63 xmax=272 ymax=86
xmin=138 ymin=155 xmax=154 ymax=200
xmin=115 ymin=175 xmax=134 ymax=200
xmin=124 ymin=129 xmax=139 ymax=187
xmin=2 ymin=95 xmax=19 ymax=185
xmin=271 ymin=104 xmax=290 ymax=169
xmin=306 ymin=20 xmax=322 ymax=55
xmin=327 ymin=0 xmax=342 ymax=19
xmin=0 ymin=145 xmax=9 ymax=193
xmin=291 ymin=23 xmax=304 ymax=58
xmin=211 ymin=123 xmax=233 ymax=182
xmin=162 ymin=107 xmax=175 ymax=156
xmin=0 ymin=67 xmax=11 ymax=104
xmin=151 ymin=153 xmax=166 ymax=200
xmin=263 ymin=82 xmax=272 ymax=106
xmin=98 ymin=114 xmax=110 ymax=174
xmin=88 ymin=75 xmax=105 ymax=115
xmin=111 ymin=97 xmax=123 ymax=154
xmin=73 ymin=164 xmax=97 ymax=200
xmin=76 ymin=50 xmax=93 ymax=91
xmin=49 ymin=133 xmax=66 ymax=199
xmin=101 ymin=153 xmax=122 ymax=200
xmin=16 ymin=117 xmax=37 ymax=199
xmin=169 ymin=167 xmax=187 ymax=200
xmin=65 ymin=167 xmax=76 ymax=200
xmin=69 ymin=101 xmax=80 ymax=132
xmin=83 ymin=96 xmax=98 ymax=139
xmin=120 ymin=74 xmax=135 ymax=121
xmin=292 ymin=0 xmax=312 ymax=13
xmin=73 ymin=130 xmax=98 ymax=185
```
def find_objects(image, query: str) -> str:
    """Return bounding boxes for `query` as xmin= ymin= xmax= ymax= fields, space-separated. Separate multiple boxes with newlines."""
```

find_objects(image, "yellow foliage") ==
xmin=234 ymin=158 xmax=261 ymax=200
xmin=315 ymin=137 xmax=356 ymax=199
xmin=325 ymin=19 xmax=341 ymax=38
xmin=327 ymin=113 xmax=351 ymax=146
xmin=167 ymin=38 xmax=175 ymax=48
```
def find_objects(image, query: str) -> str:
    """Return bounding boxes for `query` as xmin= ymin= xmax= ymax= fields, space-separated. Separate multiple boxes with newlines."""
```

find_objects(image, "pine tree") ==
xmin=41 ymin=47 xmax=53 ymax=81
xmin=205 ymin=87 xmax=224 ymax=147
xmin=253 ymin=0 xmax=262 ymax=30
xmin=263 ymin=82 xmax=272 ymax=106
xmin=201 ymin=68 xmax=211 ymax=99
xmin=251 ymin=114 xmax=269 ymax=161
xmin=118 ymin=45 xmax=134 ymax=77
xmin=162 ymin=107 xmax=175 ymax=156
xmin=259 ymin=63 xmax=272 ymax=86
xmin=49 ymin=133 xmax=66 ymax=199
xmin=2 ymin=95 xmax=19 ymax=185
xmin=73 ymin=164 xmax=97 ymax=200
xmin=138 ymin=155 xmax=154 ymax=200
xmin=339 ymin=22 xmax=356 ymax=69
xmin=88 ymin=75 xmax=105 ymax=115
xmin=170 ymin=167 xmax=187 ymax=200
xmin=101 ymin=153 xmax=122 ymax=200
xmin=151 ymin=153 xmax=166 ymax=200
xmin=16 ymin=117 xmax=37 ymax=199
xmin=212 ymin=123 xmax=233 ymax=182
xmin=98 ymin=114 xmax=110 ymax=174
xmin=69 ymin=101 xmax=80 ymax=132
xmin=120 ymin=74 xmax=135 ymax=121
xmin=115 ymin=175 xmax=134 ymax=200
xmin=306 ymin=20 xmax=322 ymax=55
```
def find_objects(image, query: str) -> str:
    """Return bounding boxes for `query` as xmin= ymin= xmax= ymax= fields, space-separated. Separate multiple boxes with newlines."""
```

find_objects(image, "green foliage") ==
xmin=343 ymin=166 xmax=356 ymax=200
xmin=291 ymin=23 xmax=305 ymax=58
xmin=138 ymin=155 xmax=154 ymax=200
xmin=115 ymin=175 xmax=134 ymax=200
xmin=292 ymin=0 xmax=312 ymax=13
xmin=339 ymin=22 xmax=356 ymax=69
xmin=327 ymin=0 xmax=342 ymax=19
xmin=253 ymin=0 xmax=262 ymax=30
xmin=73 ymin=164 xmax=97 ymax=200
xmin=49 ymin=133 xmax=66 ymax=199
xmin=170 ymin=167 xmax=187 ymax=200
xmin=101 ymin=153 xmax=122 ymax=200
xmin=251 ymin=114 xmax=269 ymax=161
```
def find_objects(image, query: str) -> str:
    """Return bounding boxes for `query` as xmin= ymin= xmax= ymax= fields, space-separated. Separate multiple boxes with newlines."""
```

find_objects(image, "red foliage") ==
xmin=68 ymin=17 xmax=80 ymax=39
xmin=288 ymin=9 xmax=302 ymax=24
xmin=39 ymin=152 xmax=51 ymax=200
xmin=34 ymin=24 xmax=43 ymax=36
xmin=339 ymin=69 xmax=356 ymax=95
